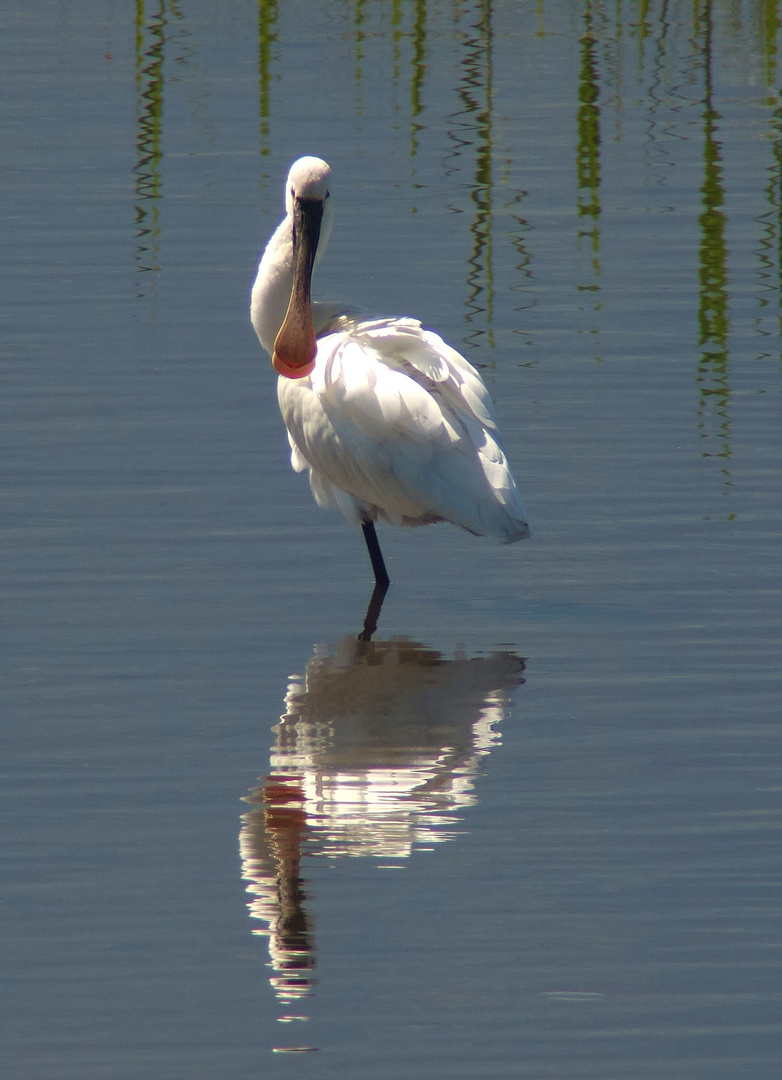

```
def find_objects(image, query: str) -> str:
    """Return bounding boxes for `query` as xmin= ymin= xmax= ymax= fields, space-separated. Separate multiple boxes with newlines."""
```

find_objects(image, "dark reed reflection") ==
xmin=447 ymin=0 xmax=496 ymax=350
xmin=757 ymin=101 xmax=782 ymax=341
xmin=257 ymin=1 xmax=278 ymax=158
xmin=761 ymin=1 xmax=781 ymax=86
xmin=350 ymin=0 xmax=366 ymax=93
xmin=507 ymin=190 xmax=535 ymax=350
xmin=407 ymin=0 xmax=427 ymax=162
xmin=576 ymin=1 xmax=602 ymax=308
xmin=134 ymin=1 xmax=167 ymax=294
xmin=240 ymin=635 xmax=525 ymax=1035
xmin=695 ymin=2 xmax=732 ymax=501
xmin=641 ymin=3 xmax=676 ymax=191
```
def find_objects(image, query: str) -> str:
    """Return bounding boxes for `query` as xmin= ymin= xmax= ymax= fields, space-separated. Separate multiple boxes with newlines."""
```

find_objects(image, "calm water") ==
xmin=2 ymin=1 xmax=782 ymax=1077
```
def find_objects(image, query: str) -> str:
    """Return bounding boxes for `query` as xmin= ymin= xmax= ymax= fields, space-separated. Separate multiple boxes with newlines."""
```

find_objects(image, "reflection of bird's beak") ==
xmin=273 ymin=197 xmax=323 ymax=379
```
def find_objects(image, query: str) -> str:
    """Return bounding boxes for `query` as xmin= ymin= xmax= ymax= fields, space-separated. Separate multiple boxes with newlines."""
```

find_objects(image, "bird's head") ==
xmin=273 ymin=157 xmax=333 ymax=379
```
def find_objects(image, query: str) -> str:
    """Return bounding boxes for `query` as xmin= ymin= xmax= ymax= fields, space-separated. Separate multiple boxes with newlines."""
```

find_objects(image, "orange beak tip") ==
xmin=272 ymin=352 xmax=316 ymax=379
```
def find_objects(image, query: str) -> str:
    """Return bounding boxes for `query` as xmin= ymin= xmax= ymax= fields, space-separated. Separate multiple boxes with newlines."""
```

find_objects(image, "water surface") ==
xmin=2 ymin=2 xmax=781 ymax=1078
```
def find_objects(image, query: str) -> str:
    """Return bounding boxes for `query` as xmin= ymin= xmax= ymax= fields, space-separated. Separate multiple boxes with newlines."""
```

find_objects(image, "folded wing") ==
xmin=278 ymin=316 xmax=530 ymax=542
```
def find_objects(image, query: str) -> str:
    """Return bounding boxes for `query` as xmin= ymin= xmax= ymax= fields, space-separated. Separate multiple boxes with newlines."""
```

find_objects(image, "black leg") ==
xmin=361 ymin=521 xmax=390 ymax=589
xmin=358 ymin=522 xmax=389 ymax=641
xmin=358 ymin=581 xmax=388 ymax=642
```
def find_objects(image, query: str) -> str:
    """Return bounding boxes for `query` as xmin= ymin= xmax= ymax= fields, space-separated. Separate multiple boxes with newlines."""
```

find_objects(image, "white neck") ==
xmin=250 ymin=216 xmax=295 ymax=357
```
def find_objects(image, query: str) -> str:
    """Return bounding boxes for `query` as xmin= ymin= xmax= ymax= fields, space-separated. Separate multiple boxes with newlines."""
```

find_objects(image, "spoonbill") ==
xmin=250 ymin=156 xmax=529 ymax=596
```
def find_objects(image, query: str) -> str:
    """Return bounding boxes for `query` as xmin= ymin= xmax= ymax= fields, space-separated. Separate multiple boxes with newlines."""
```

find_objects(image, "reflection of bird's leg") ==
xmin=361 ymin=521 xmax=390 ymax=589
xmin=358 ymin=580 xmax=389 ymax=642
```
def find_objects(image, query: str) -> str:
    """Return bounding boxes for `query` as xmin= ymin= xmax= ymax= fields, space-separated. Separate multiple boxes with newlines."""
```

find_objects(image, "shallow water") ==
xmin=2 ymin=2 xmax=782 ymax=1077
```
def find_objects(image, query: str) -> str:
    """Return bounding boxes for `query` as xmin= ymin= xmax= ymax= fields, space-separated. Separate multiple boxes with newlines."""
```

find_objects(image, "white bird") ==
xmin=250 ymin=156 xmax=530 ymax=592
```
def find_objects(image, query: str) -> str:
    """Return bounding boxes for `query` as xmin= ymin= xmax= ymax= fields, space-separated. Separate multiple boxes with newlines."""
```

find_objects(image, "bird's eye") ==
xmin=325 ymin=190 xmax=330 ymax=199
xmin=290 ymin=186 xmax=295 ymax=197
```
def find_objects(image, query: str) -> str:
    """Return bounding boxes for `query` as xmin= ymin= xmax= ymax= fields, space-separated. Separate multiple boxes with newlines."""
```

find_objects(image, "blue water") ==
xmin=2 ymin=2 xmax=781 ymax=1077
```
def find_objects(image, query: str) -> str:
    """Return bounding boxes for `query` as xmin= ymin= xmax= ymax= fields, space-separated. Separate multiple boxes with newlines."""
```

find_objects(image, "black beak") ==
xmin=272 ymin=197 xmax=324 ymax=379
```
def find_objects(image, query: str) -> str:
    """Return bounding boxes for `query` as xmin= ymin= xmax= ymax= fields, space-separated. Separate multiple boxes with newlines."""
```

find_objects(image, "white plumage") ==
xmin=250 ymin=156 xmax=529 ymax=587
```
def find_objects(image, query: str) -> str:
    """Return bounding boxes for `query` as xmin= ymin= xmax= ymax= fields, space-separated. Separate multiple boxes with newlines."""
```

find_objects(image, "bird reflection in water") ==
xmin=240 ymin=633 xmax=525 ymax=1035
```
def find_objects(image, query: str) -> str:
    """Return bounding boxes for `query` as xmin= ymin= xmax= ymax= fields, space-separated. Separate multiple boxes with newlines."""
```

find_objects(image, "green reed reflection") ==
xmin=695 ymin=1 xmax=731 ymax=489
xmin=258 ymin=1 xmax=278 ymax=157
xmin=134 ymin=0 xmax=166 ymax=289
xmin=408 ymin=0 xmax=427 ymax=161
xmin=576 ymin=0 xmax=602 ymax=295
xmin=762 ymin=0 xmax=780 ymax=90
xmin=352 ymin=0 xmax=366 ymax=95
